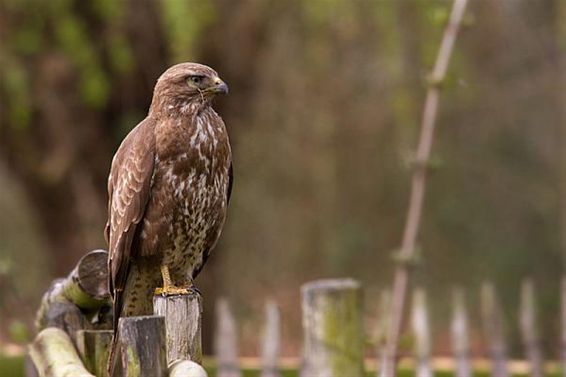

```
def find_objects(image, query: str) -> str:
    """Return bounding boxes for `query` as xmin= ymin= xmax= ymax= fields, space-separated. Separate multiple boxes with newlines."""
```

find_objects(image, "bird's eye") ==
xmin=189 ymin=75 xmax=205 ymax=85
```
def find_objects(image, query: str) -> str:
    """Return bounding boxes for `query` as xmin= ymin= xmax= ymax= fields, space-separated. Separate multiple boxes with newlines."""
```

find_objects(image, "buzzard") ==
xmin=105 ymin=63 xmax=232 ymax=370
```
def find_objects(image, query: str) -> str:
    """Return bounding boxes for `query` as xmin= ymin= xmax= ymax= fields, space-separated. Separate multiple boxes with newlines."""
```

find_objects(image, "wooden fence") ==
xmin=26 ymin=250 xmax=566 ymax=376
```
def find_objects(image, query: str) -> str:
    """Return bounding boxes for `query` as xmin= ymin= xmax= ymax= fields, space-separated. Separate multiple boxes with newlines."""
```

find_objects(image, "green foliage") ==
xmin=10 ymin=11 xmax=45 ymax=56
xmin=108 ymin=35 xmax=135 ymax=74
xmin=53 ymin=5 xmax=109 ymax=108
xmin=159 ymin=0 xmax=216 ymax=63
xmin=0 ymin=60 xmax=31 ymax=130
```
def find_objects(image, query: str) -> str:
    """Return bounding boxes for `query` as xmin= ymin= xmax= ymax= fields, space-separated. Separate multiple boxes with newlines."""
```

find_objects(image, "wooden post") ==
xmin=450 ymin=288 xmax=471 ymax=377
xmin=115 ymin=316 xmax=167 ymax=377
xmin=480 ymin=282 xmax=509 ymax=377
xmin=168 ymin=360 xmax=208 ymax=377
xmin=376 ymin=290 xmax=391 ymax=377
xmin=411 ymin=288 xmax=433 ymax=377
xmin=153 ymin=293 xmax=203 ymax=364
xmin=29 ymin=327 xmax=95 ymax=377
xmin=260 ymin=299 xmax=281 ymax=377
xmin=35 ymin=250 xmax=112 ymax=338
xmin=214 ymin=298 xmax=241 ymax=377
xmin=301 ymin=279 xmax=364 ymax=377
xmin=76 ymin=330 xmax=113 ymax=377
xmin=62 ymin=249 xmax=111 ymax=310
xmin=519 ymin=279 xmax=544 ymax=377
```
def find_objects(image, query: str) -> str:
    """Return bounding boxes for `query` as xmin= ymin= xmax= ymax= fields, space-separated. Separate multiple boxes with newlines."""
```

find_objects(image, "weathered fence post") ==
xmin=153 ymin=293 xmax=203 ymax=364
xmin=411 ymin=288 xmax=433 ymax=377
xmin=114 ymin=315 xmax=167 ymax=377
xmin=260 ymin=299 xmax=281 ymax=377
xmin=301 ymin=279 xmax=364 ymax=377
xmin=29 ymin=327 xmax=94 ymax=377
xmin=519 ymin=279 xmax=544 ymax=377
xmin=376 ymin=289 xmax=391 ymax=377
xmin=481 ymin=282 xmax=509 ymax=377
xmin=451 ymin=288 xmax=471 ymax=377
xmin=215 ymin=298 xmax=241 ymax=377
xmin=76 ymin=329 xmax=113 ymax=377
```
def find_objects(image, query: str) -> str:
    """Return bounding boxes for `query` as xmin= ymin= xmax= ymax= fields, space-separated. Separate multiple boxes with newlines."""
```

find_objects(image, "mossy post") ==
xmin=35 ymin=249 xmax=111 ymax=341
xmin=114 ymin=316 xmax=167 ymax=377
xmin=301 ymin=279 xmax=364 ymax=377
xmin=153 ymin=292 xmax=203 ymax=364
xmin=62 ymin=249 xmax=111 ymax=310
xmin=76 ymin=330 xmax=113 ymax=377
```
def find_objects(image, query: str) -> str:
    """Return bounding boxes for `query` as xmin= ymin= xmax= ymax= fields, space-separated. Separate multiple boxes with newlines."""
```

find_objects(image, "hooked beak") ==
xmin=210 ymin=77 xmax=229 ymax=94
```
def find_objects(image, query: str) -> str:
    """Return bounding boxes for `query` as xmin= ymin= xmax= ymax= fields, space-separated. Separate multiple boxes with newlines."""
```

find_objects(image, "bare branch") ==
xmin=380 ymin=0 xmax=469 ymax=375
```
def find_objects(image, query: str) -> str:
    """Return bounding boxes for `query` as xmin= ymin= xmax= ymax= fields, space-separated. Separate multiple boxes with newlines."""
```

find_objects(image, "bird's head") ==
xmin=150 ymin=62 xmax=228 ymax=116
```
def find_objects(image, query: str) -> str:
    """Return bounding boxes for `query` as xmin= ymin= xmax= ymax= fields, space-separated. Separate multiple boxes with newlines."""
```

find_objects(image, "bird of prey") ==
xmin=105 ymin=63 xmax=232 ymax=371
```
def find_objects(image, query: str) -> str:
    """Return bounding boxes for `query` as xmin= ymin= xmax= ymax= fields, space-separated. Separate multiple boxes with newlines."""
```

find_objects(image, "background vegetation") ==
xmin=0 ymin=0 xmax=565 ymax=363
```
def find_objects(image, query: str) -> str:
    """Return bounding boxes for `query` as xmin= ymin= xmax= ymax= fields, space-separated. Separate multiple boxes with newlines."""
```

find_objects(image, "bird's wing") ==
xmin=105 ymin=117 xmax=156 ymax=329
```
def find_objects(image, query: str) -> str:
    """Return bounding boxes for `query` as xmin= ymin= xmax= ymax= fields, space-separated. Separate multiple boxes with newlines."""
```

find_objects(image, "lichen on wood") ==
xmin=76 ymin=329 xmax=113 ymax=377
xmin=301 ymin=279 xmax=364 ymax=377
xmin=29 ymin=327 xmax=94 ymax=377
xmin=115 ymin=315 xmax=167 ymax=377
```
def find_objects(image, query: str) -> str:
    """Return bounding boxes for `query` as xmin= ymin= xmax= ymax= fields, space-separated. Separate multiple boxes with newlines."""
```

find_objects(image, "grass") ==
xmin=0 ymin=354 xmax=23 ymax=377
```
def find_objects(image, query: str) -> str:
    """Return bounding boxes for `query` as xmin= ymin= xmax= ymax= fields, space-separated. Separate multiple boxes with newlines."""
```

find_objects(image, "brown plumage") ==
xmin=105 ymin=62 xmax=232 ymax=372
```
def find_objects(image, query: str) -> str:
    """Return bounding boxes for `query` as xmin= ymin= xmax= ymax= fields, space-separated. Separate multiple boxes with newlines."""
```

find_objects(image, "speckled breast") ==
xmin=163 ymin=166 xmax=229 ymax=281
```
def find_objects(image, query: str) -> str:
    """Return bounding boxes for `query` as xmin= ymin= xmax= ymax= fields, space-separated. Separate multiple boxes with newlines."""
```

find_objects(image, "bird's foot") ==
xmin=154 ymin=285 xmax=201 ymax=297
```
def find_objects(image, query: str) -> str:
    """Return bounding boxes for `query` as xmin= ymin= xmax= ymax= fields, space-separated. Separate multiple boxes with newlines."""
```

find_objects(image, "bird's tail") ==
xmin=107 ymin=287 xmax=123 ymax=376
xmin=106 ymin=265 xmax=154 ymax=376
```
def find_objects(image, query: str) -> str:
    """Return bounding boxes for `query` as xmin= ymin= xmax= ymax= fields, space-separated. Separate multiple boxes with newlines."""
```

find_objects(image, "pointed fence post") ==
xmin=450 ymin=288 xmax=471 ymax=377
xmin=301 ymin=279 xmax=364 ymax=377
xmin=411 ymin=288 xmax=433 ymax=377
xmin=153 ymin=292 xmax=203 ymax=364
xmin=215 ymin=298 xmax=241 ymax=377
xmin=260 ymin=299 xmax=281 ymax=377
xmin=519 ymin=279 xmax=544 ymax=377
xmin=480 ymin=282 xmax=509 ymax=377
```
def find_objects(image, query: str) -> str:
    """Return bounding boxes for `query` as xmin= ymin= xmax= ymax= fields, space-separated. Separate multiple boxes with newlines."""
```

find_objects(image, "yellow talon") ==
xmin=154 ymin=265 xmax=193 ymax=296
